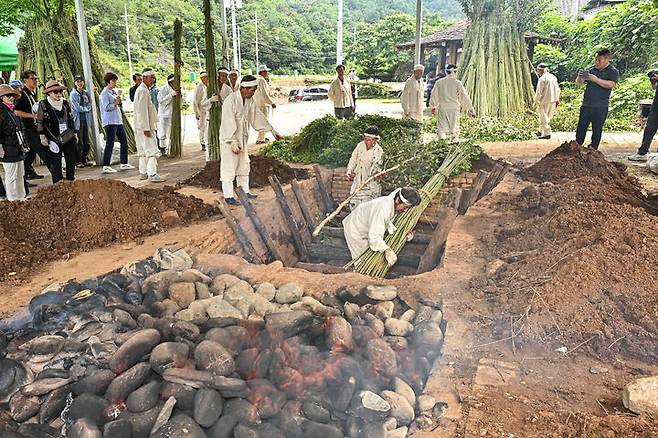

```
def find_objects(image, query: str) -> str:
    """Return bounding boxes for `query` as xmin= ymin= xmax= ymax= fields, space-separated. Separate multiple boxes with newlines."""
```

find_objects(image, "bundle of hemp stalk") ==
xmin=350 ymin=145 xmax=473 ymax=278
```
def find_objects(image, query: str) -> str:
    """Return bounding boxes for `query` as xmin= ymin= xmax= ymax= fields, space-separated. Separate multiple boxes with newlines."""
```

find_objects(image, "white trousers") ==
xmin=1 ymin=161 xmax=26 ymax=201
xmin=135 ymin=130 xmax=159 ymax=177
xmin=538 ymin=102 xmax=557 ymax=136
xmin=197 ymin=113 xmax=208 ymax=146
xmin=437 ymin=108 xmax=460 ymax=141
xmin=221 ymin=175 xmax=250 ymax=199
xmin=257 ymin=106 xmax=270 ymax=142
xmin=406 ymin=111 xmax=423 ymax=123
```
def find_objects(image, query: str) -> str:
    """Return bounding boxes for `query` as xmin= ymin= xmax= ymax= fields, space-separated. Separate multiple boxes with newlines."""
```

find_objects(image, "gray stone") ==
xmin=265 ymin=311 xmax=314 ymax=338
xmin=343 ymin=302 xmax=360 ymax=322
xmin=179 ymin=268 xmax=212 ymax=284
xmin=20 ymin=334 xmax=65 ymax=355
xmin=142 ymin=271 xmax=181 ymax=299
xmin=113 ymin=309 xmax=137 ymax=329
xmin=206 ymin=300 xmax=243 ymax=319
xmin=275 ymin=283 xmax=304 ymax=304
xmin=211 ymin=376 xmax=248 ymax=398
xmin=68 ymin=393 xmax=109 ymax=426
xmin=387 ymin=426 xmax=409 ymax=438
xmin=365 ymin=313 xmax=385 ymax=337
xmin=161 ymin=299 xmax=181 ymax=317
xmin=39 ymin=385 xmax=72 ymax=424
xmin=385 ymin=318 xmax=414 ymax=337
xmin=119 ymin=402 xmax=161 ymax=438
xmin=151 ymin=414 xmax=206 ymax=438
xmin=73 ymin=369 xmax=115 ymax=395
xmin=366 ymin=338 xmax=398 ymax=377
xmin=255 ymin=283 xmax=276 ymax=301
xmin=210 ymin=274 xmax=241 ymax=295
xmin=394 ymin=377 xmax=416 ymax=407
xmin=224 ymin=398 xmax=261 ymax=424
xmin=21 ymin=377 xmax=72 ymax=396
xmin=383 ymin=417 xmax=398 ymax=430
xmin=302 ymin=400 xmax=331 ymax=423
xmin=153 ymin=248 xmax=193 ymax=271
xmin=326 ymin=316 xmax=353 ymax=352
xmin=350 ymin=390 xmax=391 ymax=421
xmin=109 ymin=329 xmax=161 ymax=374
xmin=623 ymin=376 xmax=658 ymax=416
xmin=430 ymin=309 xmax=443 ymax=323
xmin=205 ymin=326 xmax=248 ymax=354
xmin=360 ymin=421 xmax=387 ymax=438
xmin=364 ymin=285 xmax=397 ymax=301
xmin=247 ymin=379 xmax=287 ymax=419
xmin=68 ymin=418 xmax=102 ymax=438
xmin=291 ymin=296 xmax=340 ymax=317
xmin=105 ymin=362 xmax=151 ymax=403
xmin=169 ymin=282 xmax=196 ymax=309
xmin=195 ymin=340 xmax=236 ymax=376
xmin=9 ymin=392 xmax=40 ymax=422
xmin=103 ymin=419 xmax=132 ymax=438
xmin=302 ymin=421 xmax=343 ymax=438
xmin=195 ymin=282 xmax=211 ymax=299
xmin=417 ymin=394 xmax=436 ymax=412
xmin=400 ymin=309 xmax=416 ymax=322
xmin=126 ymin=381 xmax=161 ymax=412
xmin=207 ymin=413 xmax=239 ymax=438
xmin=173 ymin=309 xmax=195 ymax=321
xmin=329 ymin=376 xmax=356 ymax=412
xmin=373 ymin=301 xmax=394 ymax=320
xmin=413 ymin=304 xmax=434 ymax=325
xmin=150 ymin=396 xmax=177 ymax=435
xmin=193 ymin=388 xmax=224 ymax=427
xmin=385 ymin=336 xmax=408 ymax=351
xmin=381 ymin=390 xmax=415 ymax=426
xmin=412 ymin=321 xmax=444 ymax=359
xmin=171 ymin=320 xmax=201 ymax=342
xmin=162 ymin=368 xmax=213 ymax=388
xmin=137 ymin=313 xmax=156 ymax=329
xmin=150 ymin=342 xmax=190 ymax=375
xmin=251 ymin=293 xmax=277 ymax=316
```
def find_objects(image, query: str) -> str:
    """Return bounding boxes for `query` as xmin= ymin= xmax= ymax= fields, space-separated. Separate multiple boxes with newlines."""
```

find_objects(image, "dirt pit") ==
xmin=182 ymin=156 xmax=311 ymax=190
xmin=473 ymin=142 xmax=658 ymax=363
xmin=0 ymin=179 xmax=218 ymax=281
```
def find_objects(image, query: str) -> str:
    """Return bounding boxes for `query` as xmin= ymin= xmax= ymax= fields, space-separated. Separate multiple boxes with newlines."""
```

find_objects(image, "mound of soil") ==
xmin=475 ymin=144 xmax=658 ymax=362
xmin=0 ymin=179 xmax=218 ymax=279
xmin=184 ymin=155 xmax=311 ymax=189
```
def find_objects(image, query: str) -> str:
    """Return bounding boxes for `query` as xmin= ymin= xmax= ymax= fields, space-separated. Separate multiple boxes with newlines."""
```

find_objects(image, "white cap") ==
xmin=413 ymin=64 xmax=425 ymax=71
xmin=200 ymin=71 xmax=208 ymax=78
xmin=141 ymin=69 xmax=156 ymax=77
xmin=258 ymin=64 xmax=270 ymax=73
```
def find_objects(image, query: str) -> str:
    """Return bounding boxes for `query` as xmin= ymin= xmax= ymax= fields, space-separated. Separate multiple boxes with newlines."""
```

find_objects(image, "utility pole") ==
xmin=123 ymin=3 xmax=133 ymax=80
xmin=194 ymin=38 xmax=203 ymax=71
xmin=255 ymin=11 xmax=259 ymax=68
xmin=414 ymin=0 xmax=422 ymax=65
xmin=221 ymin=0 xmax=229 ymax=65
xmin=237 ymin=25 xmax=242 ymax=72
xmin=231 ymin=0 xmax=239 ymax=71
xmin=336 ymin=0 xmax=344 ymax=65
xmin=74 ymin=0 xmax=102 ymax=163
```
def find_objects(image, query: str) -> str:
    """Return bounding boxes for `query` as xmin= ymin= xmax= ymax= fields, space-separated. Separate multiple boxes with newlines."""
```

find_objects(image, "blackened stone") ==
xmin=264 ymin=311 xmax=314 ymax=338
xmin=160 ymin=382 xmax=196 ymax=411
xmin=151 ymin=414 xmax=206 ymax=438
xmin=211 ymin=376 xmax=248 ymax=398
xmin=345 ymin=416 xmax=363 ymax=438
xmin=149 ymin=342 xmax=189 ymax=375
xmin=235 ymin=423 xmax=285 ymax=438
xmin=162 ymin=368 xmax=212 ymax=388
xmin=271 ymin=401 xmax=304 ymax=438
xmin=68 ymin=393 xmax=109 ymax=426
xmin=207 ymin=413 xmax=239 ymax=438
xmin=199 ymin=317 xmax=241 ymax=331
xmin=171 ymin=320 xmax=201 ymax=342
xmin=103 ymin=273 xmax=131 ymax=289
xmin=67 ymin=418 xmax=102 ymax=438
xmin=126 ymin=381 xmax=161 ymax=412
xmin=247 ymin=379 xmax=286 ymax=419
xmin=103 ymin=419 xmax=132 ymax=438
xmin=17 ymin=424 xmax=60 ymax=438
xmin=301 ymin=400 xmax=330 ymax=424
xmin=412 ymin=321 xmax=444 ymax=360
xmin=119 ymin=402 xmax=162 ymax=438
xmin=194 ymin=340 xmax=235 ymax=376
xmin=193 ymin=388 xmax=223 ymax=427
xmin=329 ymin=375 xmax=356 ymax=413
xmin=73 ymin=369 xmax=115 ymax=396
xmin=224 ymin=398 xmax=260 ymax=425
xmin=233 ymin=424 xmax=259 ymax=438
xmin=113 ymin=309 xmax=137 ymax=329
xmin=360 ymin=421 xmax=387 ymax=438
xmin=137 ymin=314 xmax=155 ymax=329
xmin=39 ymin=384 xmax=73 ymax=424
xmin=108 ymin=329 xmax=161 ymax=374
xmin=9 ymin=391 xmax=40 ymax=422
xmin=105 ymin=362 xmax=151 ymax=403
xmin=205 ymin=326 xmax=248 ymax=354
xmin=302 ymin=421 xmax=343 ymax=438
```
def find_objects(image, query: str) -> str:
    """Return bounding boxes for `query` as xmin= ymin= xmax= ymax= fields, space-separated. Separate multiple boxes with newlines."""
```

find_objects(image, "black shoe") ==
xmin=534 ymin=131 xmax=542 ymax=137
xmin=538 ymin=135 xmax=551 ymax=139
xmin=225 ymin=197 xmax=240 ymax=206
xmin=201 ymin=144 xmax=206 ymax=151
xmin=246 ymin=193 xmax=258 ymax=199
xmin=26 ymin=181 xmax=37 ymax=188
xmin=26 ymin=172 xmax=44 ymax=180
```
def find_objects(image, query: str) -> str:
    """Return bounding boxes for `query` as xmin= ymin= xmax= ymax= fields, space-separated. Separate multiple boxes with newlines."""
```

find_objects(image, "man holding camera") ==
xmin=627 ymin=70 xmax=658 ymax=162
xmin=575 ymin=48 xmax=619 ymax=150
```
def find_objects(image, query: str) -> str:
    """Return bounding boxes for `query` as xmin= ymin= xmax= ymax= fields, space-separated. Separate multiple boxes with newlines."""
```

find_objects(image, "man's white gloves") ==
xmin=384 ymin=247 xmax=398 ymax=267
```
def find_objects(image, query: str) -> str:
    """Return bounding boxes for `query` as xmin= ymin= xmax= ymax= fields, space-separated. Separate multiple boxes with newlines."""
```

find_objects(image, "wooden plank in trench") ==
xmin=269 ymin=175 xmax=309 ymax=262
xmin=416 ymin=207 xmax=459 ymax=274
xmin=235 ymin=187 xmax=283 ymax=263
xmin=214 ymin=199 xmax=263 ymax=264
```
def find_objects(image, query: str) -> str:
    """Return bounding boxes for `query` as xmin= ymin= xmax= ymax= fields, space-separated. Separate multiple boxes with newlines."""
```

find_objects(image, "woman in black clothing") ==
xmin=37 ymin=80 xmax=77 ymax=183
xmin=0 ymin=84 xmax=27 ymax=200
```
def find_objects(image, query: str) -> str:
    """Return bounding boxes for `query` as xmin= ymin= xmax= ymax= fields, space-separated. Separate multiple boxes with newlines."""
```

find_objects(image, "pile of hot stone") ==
xmin=0 ymin=252 xmax=446 ymax=438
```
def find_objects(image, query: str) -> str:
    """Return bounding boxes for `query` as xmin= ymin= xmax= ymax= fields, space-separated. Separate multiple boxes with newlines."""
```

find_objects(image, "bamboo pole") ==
xmin=203 ymin=0 xmax=222 ymax=162
xmin=170 ymin=18 xmax=183 ymax=158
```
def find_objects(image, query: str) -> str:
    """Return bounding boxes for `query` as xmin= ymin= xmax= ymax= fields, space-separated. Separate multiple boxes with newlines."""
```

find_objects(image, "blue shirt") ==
xmin=70 ymin=88 xmax=91 ymax=130
xmin=150 ymin=86 xmax=159 ymax=111
xmin=99 ymin=86 xmax=123 ymax=126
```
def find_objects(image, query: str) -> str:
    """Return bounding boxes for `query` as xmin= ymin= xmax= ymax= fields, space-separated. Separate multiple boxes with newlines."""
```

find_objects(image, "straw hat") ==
xmin=44 ymin=80 xmax=67 ymax=94
xmin=0 ymin=84 xmax=20 ymax=98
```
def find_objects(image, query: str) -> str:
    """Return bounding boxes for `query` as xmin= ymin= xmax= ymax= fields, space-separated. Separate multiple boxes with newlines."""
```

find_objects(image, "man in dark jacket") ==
xmin=14 ymin=70 xmax=49 ymax=180
xmin=0 ymin=84 xmax=27 ymax=200
xmin=627 ymin=70 xmax=658 ymax=162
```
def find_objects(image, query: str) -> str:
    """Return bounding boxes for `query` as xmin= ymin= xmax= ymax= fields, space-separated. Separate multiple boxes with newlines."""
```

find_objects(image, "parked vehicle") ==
xmin=288 ymin=87 xmax=329 ymax=102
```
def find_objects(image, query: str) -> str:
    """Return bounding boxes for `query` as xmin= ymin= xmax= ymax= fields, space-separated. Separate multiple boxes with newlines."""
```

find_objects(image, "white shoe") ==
xmin=627 ymin=153 xmax=648 ymax=162
xmin=102 ymin=166 xmax=117 ymax=174
xmin=120 ymin=163 xmax=135 ymax=170
xmin=149 ymin=174 xmax=165 ymax=183
xmin=140 ymin=173 xmax=149 ymax=180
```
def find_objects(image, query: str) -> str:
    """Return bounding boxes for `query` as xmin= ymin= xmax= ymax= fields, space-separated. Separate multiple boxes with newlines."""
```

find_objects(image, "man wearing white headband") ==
xmin=429 ymin=64 xmax=475 ymax=141
xmin=343 ymin=187 xmax=421 ymax=268
xmin=346 ymin=126 xmax=384 ymax=209
xmin=193 ymin=72 xmax=209 ymax=153
xmin=254 ymin=65 xmax=276 ymax=144
xmin=219 ymin=75 xmax=283 ymax=205
xmin=133 ymin=69 xmax=165 ymax=182
xmin=157 ymin=74 xmax=180 ymax=156
xmin=228 ymin=69 xmax=240 ymax=91
xmin=201 ymin=67 xmax=235 ymax=161
xmin=401 ymin=64 xmax=425 ymax=123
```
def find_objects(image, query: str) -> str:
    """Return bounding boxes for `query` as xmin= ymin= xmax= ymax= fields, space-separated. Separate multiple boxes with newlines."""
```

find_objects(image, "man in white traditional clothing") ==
xmin=156 ymin=74 xmax=180 ymax=156
xmin=328 ymin=64 xmax=355 ymax=120
xmin=200 ymin=67 xmax=234 ymax=161
xmin=429 ymin=64 xmax=475 ymax=142
xmin=220 ymin=75 xmax=283 ymax=205
xmin=193 ymin=71 xmax=209 ymax=153
xmin=133 ymin=69 xmax=165 ymax=183
xmin=343 ymin=187 xmax=421 ymax=267
xmin=254 ymin=65 xmax=276 ymax=144
xmin=401 ymin=64 xmax=425 ymax=123
xmin=346 ymin=126 xmax=384 ymax=210
xmin=229 ymin=69 xmax=240 ymax=91
xmin=534 ymin=62 xmax=561 ymax=139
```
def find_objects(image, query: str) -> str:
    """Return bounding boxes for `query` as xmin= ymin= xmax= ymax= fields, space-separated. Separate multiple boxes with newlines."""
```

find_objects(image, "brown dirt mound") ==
xmin=474 ymin=144 xmax=658 ymax=362
xmin=183 ymin=155 xmax=311 ymax=189
xmin=0 ymin=179 xmax=218 ymax=279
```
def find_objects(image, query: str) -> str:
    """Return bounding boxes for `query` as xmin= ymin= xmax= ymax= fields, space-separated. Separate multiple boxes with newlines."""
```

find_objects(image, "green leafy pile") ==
xmin=259 ymin=114 xmax=481 ymax=188
xmin=422 ymin=112 xmax=537 ymax=142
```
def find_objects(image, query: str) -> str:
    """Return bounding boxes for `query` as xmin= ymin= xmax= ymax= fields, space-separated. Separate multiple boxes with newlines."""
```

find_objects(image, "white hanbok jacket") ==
xmin=133 ymin=83 xmax=158 ymax=132
xmin=346 ymin=141 xmax=384 ymax=208
xmin=157 ymin=83 xmax=176 ymax=118
xmin=534 ymin=71 xmax=560 ymax=105
xmin=193 ymin=82 xmax=207 ymax=120
xmin=254 ymin=76 xmax=274 ymax=107
xmin=429 ymin=76 xmax=474 ymax=113
xmin=343 ymin=190 xmax=401 ymax=260
xmin=401 ymin=75 xmax=425 ymax=120
xmin=328 ymin=76 xmax=354 ymax=109
xmin=219 ymin=92 xmax=276 ymax=181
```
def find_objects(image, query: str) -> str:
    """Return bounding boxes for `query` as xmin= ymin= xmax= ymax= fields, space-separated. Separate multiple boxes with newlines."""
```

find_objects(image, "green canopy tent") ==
xmin=0 ymin=28 xmax=22 ymax=72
